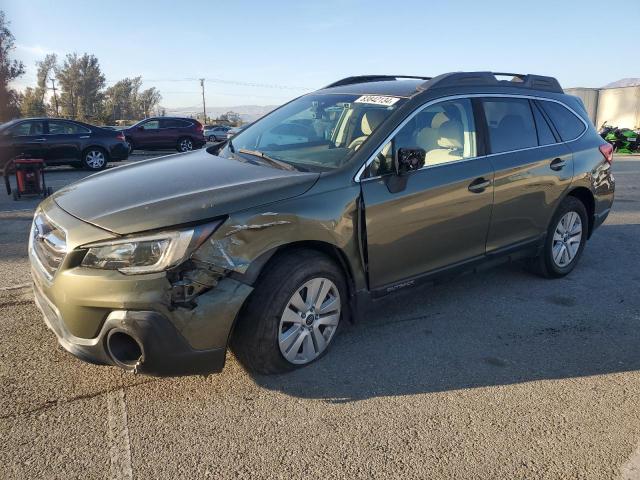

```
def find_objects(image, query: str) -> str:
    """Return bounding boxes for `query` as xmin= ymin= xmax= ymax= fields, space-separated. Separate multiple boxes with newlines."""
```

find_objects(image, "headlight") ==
xmin=80 ymin=221 xmax=222 ymax=274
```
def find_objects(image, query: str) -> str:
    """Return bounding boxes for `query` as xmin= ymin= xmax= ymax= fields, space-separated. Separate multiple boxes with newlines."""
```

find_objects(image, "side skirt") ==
xmin=360 ymin=234 xmax=546 ymax=304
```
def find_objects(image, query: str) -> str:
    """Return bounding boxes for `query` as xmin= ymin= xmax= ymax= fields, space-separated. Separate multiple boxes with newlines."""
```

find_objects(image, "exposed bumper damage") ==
xmin=33 ymin=278 xmax=231 ymax=376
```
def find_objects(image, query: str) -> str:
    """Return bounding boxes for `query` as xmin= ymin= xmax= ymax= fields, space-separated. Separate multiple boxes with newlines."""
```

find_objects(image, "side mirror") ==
xmin=395 ymin=147 xmax=425 ymax=175
xmin=138 ymin=126 xmax=145 ymax=131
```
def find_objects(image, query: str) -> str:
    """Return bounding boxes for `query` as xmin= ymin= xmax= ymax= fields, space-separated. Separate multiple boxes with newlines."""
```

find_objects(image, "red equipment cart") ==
xmin=3 ymin=158 xmax=52 ymax=201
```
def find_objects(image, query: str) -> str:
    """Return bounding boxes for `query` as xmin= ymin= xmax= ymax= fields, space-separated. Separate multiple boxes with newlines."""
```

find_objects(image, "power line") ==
xmin=104 ymin=77 xmax=312 ymax=90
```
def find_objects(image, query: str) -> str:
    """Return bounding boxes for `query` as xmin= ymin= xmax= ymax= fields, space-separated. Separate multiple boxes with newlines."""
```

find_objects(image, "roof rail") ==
xmin=417 ymin=71 xmax=563 ymax=93
xmin=324 ymin=75 xmax=432 ymax=89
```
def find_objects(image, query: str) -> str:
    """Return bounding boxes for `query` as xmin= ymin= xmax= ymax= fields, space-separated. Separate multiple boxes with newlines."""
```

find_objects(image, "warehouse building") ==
xmin=566 ymin=85 xmax=640 ymax=129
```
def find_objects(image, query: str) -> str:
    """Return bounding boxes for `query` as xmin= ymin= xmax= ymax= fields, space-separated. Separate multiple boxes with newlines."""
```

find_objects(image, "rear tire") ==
xmin=82 ymin=147 xmax=108 ymax=171
xmin=231 ymin=249 xmax=346 ymax=374
xmin=530 ymin=196 xmax=588 ymax=278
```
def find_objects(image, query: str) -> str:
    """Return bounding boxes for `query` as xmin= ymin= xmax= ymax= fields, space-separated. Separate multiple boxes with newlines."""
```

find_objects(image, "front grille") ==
xmin=30 ymin=212 xmax=67 ymax=279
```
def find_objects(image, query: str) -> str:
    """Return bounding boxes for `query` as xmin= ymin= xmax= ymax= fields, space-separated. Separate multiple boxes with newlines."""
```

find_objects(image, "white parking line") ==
xmin=106 ymin=388 xmax=134 ymax=480
xmin=0 ymin=283 xmax=31 ymax=292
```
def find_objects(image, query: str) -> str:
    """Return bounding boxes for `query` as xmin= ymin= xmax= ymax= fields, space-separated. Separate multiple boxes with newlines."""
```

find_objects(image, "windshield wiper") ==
xmin=237 ymin=149 xmax=297 ymax=171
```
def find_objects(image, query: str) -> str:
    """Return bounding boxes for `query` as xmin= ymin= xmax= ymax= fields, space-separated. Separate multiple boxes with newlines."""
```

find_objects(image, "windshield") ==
xmin=218 ymin=93 xmax=405 ymax=171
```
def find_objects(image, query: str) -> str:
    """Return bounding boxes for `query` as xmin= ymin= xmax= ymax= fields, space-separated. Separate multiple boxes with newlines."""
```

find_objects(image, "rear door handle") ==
xmin=34 ymin=138 xmax=46 ymax=142
xmin=468 ymin=177 xmax=491 ymax=193
xmin=550 ymin=158 xmax=566 ymax=171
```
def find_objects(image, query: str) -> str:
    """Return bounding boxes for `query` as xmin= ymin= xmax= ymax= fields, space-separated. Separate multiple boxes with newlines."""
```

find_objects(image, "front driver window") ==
xmin=367 ymin=99 xmax=477 ymax=178
xmin=142 ymin=120 xmax=160 ymax=130
xmin=9 ymin=121 xmax=45 ymax=137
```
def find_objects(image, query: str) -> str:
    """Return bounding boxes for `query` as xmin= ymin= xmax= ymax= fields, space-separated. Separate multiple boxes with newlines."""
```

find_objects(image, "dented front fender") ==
xmin=190 ymin=182 xmax=367 ymax=291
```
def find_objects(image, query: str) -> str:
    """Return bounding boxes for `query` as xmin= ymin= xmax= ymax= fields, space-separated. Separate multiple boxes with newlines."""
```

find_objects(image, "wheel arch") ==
xmin=565 ymin=186 xmax=595 ymax=238
xmin=82 ymin=144 xmax=109 ymax=158
xmin=240 ymin=240 xmax=358 ymax=323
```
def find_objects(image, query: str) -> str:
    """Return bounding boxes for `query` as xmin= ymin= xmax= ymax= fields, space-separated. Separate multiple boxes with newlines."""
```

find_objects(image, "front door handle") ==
xmin=550 ymin=158 xmax=566 ymax=171
xmin=468 ymin=177 xmax=491 ymax=193
xmin=33 ymin=138 xmax=46 ymax=142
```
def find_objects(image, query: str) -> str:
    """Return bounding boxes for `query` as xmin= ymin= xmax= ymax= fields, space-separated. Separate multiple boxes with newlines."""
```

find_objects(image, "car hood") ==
xmin=53 ymin=150 xmax=319 ymax=235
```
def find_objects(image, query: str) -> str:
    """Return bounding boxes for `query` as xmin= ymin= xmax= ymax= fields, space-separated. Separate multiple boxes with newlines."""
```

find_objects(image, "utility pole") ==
xmin=200 ymin=78 xmax=206 ymax=123
xmin=49 ymin=78 xmax=60 ymax=117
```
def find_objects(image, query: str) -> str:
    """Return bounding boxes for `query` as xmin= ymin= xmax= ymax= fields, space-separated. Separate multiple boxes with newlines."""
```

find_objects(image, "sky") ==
xmin=3 ymin=0 xmax=637 ymax=110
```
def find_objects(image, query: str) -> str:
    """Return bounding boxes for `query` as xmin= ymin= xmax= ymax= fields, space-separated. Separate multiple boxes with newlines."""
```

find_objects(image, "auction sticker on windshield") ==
xmin=354 ymin=95 xmax=401 ymax=106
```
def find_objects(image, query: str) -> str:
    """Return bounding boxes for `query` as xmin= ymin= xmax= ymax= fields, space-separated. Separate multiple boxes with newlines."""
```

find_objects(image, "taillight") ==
xmin=599 ymin=143 xmax=613 ymax=163
xmin=116 ymin=132 xmax=125 ymax=141
xmin=196 ymin=123 xmax=204 ymax=132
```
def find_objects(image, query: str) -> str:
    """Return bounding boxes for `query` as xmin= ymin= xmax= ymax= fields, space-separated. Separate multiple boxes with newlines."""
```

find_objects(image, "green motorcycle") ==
xmin=599 ymin=122 xmax=640 ymax=153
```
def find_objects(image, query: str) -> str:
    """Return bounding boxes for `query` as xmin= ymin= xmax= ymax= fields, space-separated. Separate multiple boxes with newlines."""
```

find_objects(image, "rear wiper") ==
xmin=237 ymin=149 xmax=297 ymax=171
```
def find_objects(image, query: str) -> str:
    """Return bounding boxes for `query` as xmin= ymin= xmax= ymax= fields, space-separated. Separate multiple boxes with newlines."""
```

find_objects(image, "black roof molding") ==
xmin=324 ymin=75 xmax=432 ymax=89
xmin=417 ymin=71 xmax=563 ymax=93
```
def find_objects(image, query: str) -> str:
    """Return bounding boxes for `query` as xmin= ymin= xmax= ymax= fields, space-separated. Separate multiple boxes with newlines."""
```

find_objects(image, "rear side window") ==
xmin=48 ymin=121 xmax=90 ymax=135
xmin=482 ymin=98 xmax=537 ymax=154
xmin=538 ymin=101 xmax=586 ymax=141
xmin=162 ymin=119 xmax=190 ymax=128
xmin=531 ymin=102 xmax=556 ymax=146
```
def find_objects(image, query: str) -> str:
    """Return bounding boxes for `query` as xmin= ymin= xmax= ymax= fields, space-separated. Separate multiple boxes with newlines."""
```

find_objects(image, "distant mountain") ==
xmin=165 ymin=104 xmax=278 ymax=123
xmin=603 ymin=78 xmax=640 ymax=88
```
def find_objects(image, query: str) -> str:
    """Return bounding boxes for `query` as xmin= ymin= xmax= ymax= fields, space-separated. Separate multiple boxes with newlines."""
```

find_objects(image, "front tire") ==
xmin=232 ymin=250 xmax=346 ymax=374
xmin=82 ymin=147 xmax=108 ymax=171
xmin=177 ymin=137 xmax=194 ymax=152
xmin=531 ymin=196 xmax=588 ymax=278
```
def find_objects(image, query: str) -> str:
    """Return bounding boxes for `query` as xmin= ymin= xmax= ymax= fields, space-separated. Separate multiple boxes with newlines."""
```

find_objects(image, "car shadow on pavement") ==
xmin=250 ymin=223 xmax=640 ymax=403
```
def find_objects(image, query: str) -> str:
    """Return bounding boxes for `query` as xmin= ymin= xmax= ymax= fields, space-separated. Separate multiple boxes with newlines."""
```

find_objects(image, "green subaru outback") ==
xmin=30 ymin=72 xmax=615 ymax=375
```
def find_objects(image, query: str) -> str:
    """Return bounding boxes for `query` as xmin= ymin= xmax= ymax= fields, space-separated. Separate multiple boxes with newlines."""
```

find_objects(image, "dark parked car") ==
xmin=204 ymin=125 xmax=231 ymax=142
xmin=30 ymin=72 xmax=614 ymax=376
xmin=122 ymin=117 xmax=206 ymax=153
xmin=0 ymin=118 xmax=129 ymax=171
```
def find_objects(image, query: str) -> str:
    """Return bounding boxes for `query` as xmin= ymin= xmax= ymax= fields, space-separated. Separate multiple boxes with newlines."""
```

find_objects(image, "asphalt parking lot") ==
xmin=1 ymin=154 xmax=639 ymax=479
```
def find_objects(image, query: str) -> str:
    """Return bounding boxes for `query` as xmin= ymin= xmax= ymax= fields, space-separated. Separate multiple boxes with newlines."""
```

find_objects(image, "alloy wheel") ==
xmin=85 ymin=150 xmax=105 ymax=169
xmin=278 ymin=277 xmax=341 ymax=365
xmin=179 ymin=139 xmax=193 ymax=152
xmin=552 ymin=211 xmax=583 ymax=268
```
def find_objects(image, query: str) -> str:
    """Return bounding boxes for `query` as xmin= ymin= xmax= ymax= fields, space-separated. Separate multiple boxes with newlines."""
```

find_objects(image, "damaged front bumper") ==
xmin=33 ymin=274 xmax=252 ymax=376
xmin=29 ymin=201 xmax=254 ymax=376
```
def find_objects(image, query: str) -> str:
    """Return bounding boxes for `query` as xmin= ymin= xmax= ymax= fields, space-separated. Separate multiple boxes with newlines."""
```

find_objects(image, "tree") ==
xmin=137 ymin=87 xmax=161 ymax=118
xmin=36 ymin=53 xmax=57 ymax=114
xmin=0 ymin=11 xmax=25 ymax=121
xmin=56 ymin=53 xmax=105 ymax=121
xmin=103 ymin=76 xmax=145 ymax=122
xmin=20 ymin=87 xmax=46 ymax=116
xmin=216 ymin=110 xmax=242 ymax=126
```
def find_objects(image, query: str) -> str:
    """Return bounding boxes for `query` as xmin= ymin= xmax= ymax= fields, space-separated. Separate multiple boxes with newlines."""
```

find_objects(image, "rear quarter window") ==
xmin=538 ymin=101 xmax=586 ymax=142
